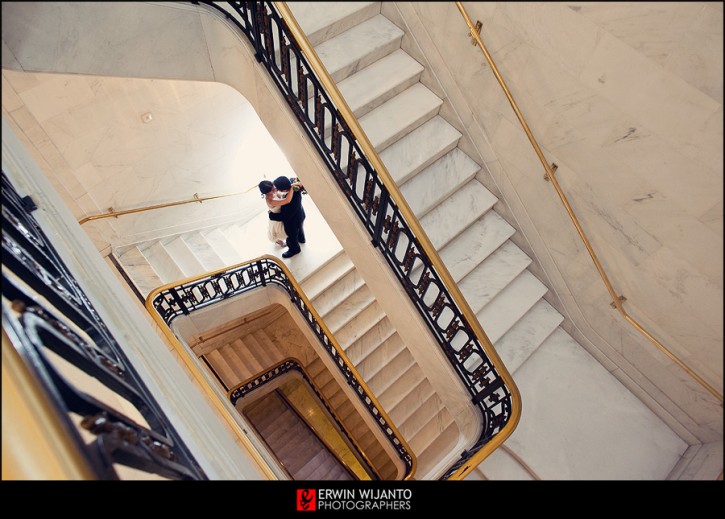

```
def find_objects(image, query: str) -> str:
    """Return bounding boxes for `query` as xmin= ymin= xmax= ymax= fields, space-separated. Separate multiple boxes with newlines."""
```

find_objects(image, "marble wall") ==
xmin=385 ymin=2 xmax=722 ymax=439
xmin=1 ymin=69 xmax=297 ymax=251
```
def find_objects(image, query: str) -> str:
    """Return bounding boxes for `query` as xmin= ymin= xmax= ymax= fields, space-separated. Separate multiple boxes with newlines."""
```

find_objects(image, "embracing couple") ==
xmin=259 ymin=175 xmax=306 ymax=259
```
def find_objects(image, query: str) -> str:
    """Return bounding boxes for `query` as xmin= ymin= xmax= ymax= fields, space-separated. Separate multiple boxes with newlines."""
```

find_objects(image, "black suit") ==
xmin=269 ymin=187 xmax=306 ymax=255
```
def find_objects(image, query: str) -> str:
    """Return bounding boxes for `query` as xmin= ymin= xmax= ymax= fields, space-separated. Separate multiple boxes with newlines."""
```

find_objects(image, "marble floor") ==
xmin=231 ymin=194 xmax=344 ymax=284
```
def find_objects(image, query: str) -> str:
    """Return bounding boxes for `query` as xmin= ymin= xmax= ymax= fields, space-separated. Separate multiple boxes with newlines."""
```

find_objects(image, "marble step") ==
xmin=334 ymin=300 xmax=387 ymax=350
xmin=493 ymin=298 xmax=564 ymax=375
xmin=301 ymin=250 xmax=354 ymax=301
xmin=201 ymin=227 xmax=244 ymax=266
xmin=477 ymin=270 xmax=549 ymax=344
xmin=419 ymin=180 xmax=498 ymax=250
xmin=219 ymin=223 xmax=248 ymax=259
xmin=359 ymin=82 xmax=443 ymax=153
xmin=365 ymin=347 xmax=417 ymax=397
xmin=411 ymin=418 xmax=459 ymax=476
xmin=400 ymin=148 xmax=480 ymax=219
xmin=343 ymin=316 xmax=397 ymax=367
xmin=458 ymin=240 xmax=533 ymax=315
xmin=161 ymin=235 xmax=207 ymax=279
xmin=311 ymin=266 xmax=366 ymax=318
xmin=182 ymin=232 xmax=227 ymax=272
xmin=248 ymin=330 xmax=286 ymax=370
xmin=439 ymin=210 xmax=516 ymax=283
xmin=376 ymin=363 xmax=426 ymax=412
xmin=220 ymin=339 xmax=263 ymax=382
xmin=204 ymin=349 xmax=237 ymax=390
xmin=313 ymin=49 xmax=425 ymax=138
xmin=313 ymin=14 xmax=404 ymax=84
xmin=380 ymin=115 xmax=462 ymax=186
xmin=288 ymin=1 xmax=380 ymax=47
xmin=337 ymin=48 xmax=424 ymax=119
xmin=322 ymin=284 xmax=376 ymax=333
xmin=140 ymin=241 xmax=186 ymax=285
xmin=354 ymin=331 xmax=406 ymax=381
xmin=116 ymin=245 xmax=165 ymax=298
xmin=386 ymin=375 xmax=436 ymax=427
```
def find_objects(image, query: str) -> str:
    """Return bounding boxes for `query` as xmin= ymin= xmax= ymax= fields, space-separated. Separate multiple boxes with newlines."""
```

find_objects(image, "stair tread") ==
xmin=439 ymin=210 xmax=516 ymax=282
xmin=380 ymin=115 xmax=462 ymax=186
xmin=162 ymin=236 xmax=206 ymax=278
xmin=419 ymin=180 xmax=498 ymax=250
xmin=183 ymin=232 xmax=226 ymax=272
xmin=141 ymin=241 xmax=186 ymax=285
xmin=343 ymin=316 xmax=396 ymax=366
xmin=366 ymin=348 xmax=416 ymax=396
xmin=289 ymin=1 xmax=380 ymax=47
xmin=354 ymin=332 xmax=406 ymax=382
xmin=361 ymin=82 xmax=443 ymax=152
xmin=337 ymin=48 xmax=424 ymax=119
xmin=476 ymin=270 xmax=549 ymax=344
xmin=312 ymin=268 xmax=366 ymax=318
xmin=323 ymin=284 xmax=375 ymax=331
xmin=401 ymin=148 xmax=480 ymax=218
xmin=117 ymin=246 xmax=164 ymax=298
xmin=336 ymin=302 xmax=386 ymax=349
xmin=315 ymin=14 xmax=403 ymax=83
xmin=301 ymin=251 xmax=354 ymax=301
xmin=200 ymin=227 xmax=241 ymax=266
xmin=494 ymin=298 xmax=564 ymax=374
xmin=458 ymin=240 xmax=533 ymax=314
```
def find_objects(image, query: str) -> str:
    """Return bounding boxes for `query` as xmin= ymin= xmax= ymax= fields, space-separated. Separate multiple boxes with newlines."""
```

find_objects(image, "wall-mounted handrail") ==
xmin=455 ymin=1 xmax=722 ymax=404
xmin=78 ymin=190 xmax=249 ymax=225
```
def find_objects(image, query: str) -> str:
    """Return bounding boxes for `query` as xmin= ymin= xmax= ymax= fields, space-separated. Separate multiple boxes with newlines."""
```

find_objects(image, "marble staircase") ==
xmin=113 ymin=1 xmax=690 ymax=480
xmin=282 ymin=1 xmax=689 ymax=480
xmin=243 ymin=389 xmax=355 ymax=480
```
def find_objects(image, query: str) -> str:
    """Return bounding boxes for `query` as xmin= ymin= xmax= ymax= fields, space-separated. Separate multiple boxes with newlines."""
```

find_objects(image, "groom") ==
xmin=269 ymin=175 xmax=306 ymax=258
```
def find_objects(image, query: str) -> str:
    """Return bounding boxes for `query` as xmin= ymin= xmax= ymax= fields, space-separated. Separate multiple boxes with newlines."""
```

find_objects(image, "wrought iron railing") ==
xmin=1 ymin=171 xmax=207 ymax=480
xmin=148 ymin=256 xmax=414 ymax=479
xmin=192 ymin=0 xmax=520 ymax=479
xmin=230 ymin=358 xmax=381 ymax=480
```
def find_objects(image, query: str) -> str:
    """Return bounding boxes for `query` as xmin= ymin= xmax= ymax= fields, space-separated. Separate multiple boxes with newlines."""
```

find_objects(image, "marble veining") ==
xmin=477 ymin=270 xmax=548 ymax=344
xmin=494 ymin=298 xmax=563 ymax=375
xmin=420 ymin=180 xmax=498 ymax=249
xmin=439 ymin=211 xmax=516 ymax=282
xmin=400 ymin=148 xmax=479 ymax=217
xmin=458 ymin=240 xmax=533 ymax=314
xmin=316 ymin=15 xmax=404 ymax=82
xmin=360 ymin=83 xmax=443 ymax=151
xmin=337 ymin=49 xmax=424 ymax=119
xmin=507 ymin=327 xmax=687 ymax=480
xmin=379 ymin=115 xmax=462 ymax=185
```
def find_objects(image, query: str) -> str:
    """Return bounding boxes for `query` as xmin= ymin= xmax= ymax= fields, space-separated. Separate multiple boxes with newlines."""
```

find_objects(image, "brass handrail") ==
xmin=78 ymin=190 xmax=250 ymax=225
xmin=275 ymin=2 xmax=522 ymax=479
xmin=455 ymin=2 xmax=722 ymax=404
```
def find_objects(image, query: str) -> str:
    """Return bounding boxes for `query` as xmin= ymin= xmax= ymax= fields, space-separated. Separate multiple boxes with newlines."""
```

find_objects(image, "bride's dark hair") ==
xmin=258 ymin=180 xmax=274 ymax=196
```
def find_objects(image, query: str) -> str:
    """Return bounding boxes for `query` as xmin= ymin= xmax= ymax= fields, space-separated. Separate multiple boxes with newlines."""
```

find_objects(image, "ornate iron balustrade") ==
xmin=194 ymin=1 xmax=516 ymax=479
xmin=150 ymin=256 xmax=414 ymax=478
xmin=1 ymin=171 xmax=207 ymax=480
xmin=230 ymin=358 xmax=381 ymax=479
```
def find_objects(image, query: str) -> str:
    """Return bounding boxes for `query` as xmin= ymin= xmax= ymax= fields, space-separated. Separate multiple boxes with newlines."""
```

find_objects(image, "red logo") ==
xmin=297 ymin=489 xmax=316 ymax=511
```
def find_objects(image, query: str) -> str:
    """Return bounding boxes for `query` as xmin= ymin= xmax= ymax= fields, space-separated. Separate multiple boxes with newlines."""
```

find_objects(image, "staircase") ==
xmin=244 ymin=390 xmax=355 ymax=480
xmin=115 ymin=1 xmax=689 ymax=480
